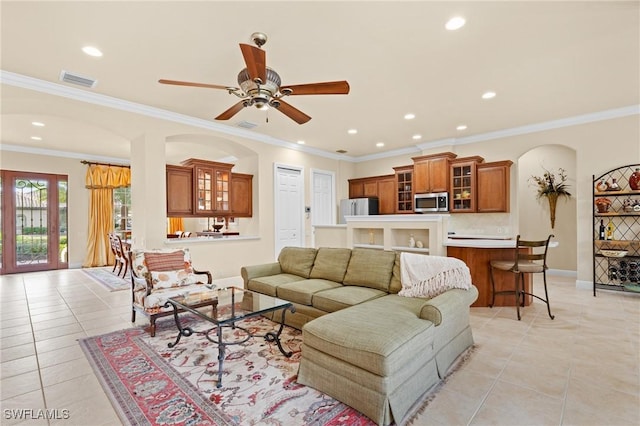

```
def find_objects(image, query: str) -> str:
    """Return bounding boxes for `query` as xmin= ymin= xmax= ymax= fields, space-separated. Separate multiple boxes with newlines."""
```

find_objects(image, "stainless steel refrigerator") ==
xmin=339 ymin=197 xmax=379 ymax=224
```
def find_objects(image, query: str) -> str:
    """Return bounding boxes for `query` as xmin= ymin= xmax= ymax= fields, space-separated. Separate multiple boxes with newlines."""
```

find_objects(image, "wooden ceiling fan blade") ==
xmin=215 ymin=100 xmax=247 ymax=120
xmin=239 ymin=43 xmax=267 ymax=84
xmin=158 ymin=79 xmax=233 ymax=90
xmin=272 ymin=99 xmax=311 ymax=124
xmin=280 ymin=81 xmax=350 ymax=96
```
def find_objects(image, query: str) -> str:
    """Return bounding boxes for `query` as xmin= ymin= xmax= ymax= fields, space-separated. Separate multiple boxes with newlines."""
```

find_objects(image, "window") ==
xmin=113 ymin=186 xmax=131 ymax=236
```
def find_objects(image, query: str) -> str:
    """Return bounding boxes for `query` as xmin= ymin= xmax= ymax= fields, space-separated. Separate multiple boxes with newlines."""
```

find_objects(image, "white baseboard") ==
xmin=213 ymin=275 xmax=244 ymax=288
xmin=575 ymin=279 xmax=593 ymax=290
xmin=548 ymin=269 xmax=577 ymax=277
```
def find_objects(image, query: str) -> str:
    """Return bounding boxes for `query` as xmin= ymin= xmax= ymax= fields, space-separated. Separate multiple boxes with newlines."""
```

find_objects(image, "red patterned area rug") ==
xmin=80 ymin=314 xmax=376 ymax=425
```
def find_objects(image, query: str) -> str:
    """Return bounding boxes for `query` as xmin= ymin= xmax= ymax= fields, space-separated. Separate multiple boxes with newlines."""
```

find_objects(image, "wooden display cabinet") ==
xmin=181 ymin=159 xmax=232 ymax=216
xmin=393 ymin=165 xmax=414 ymax=213
xmin=412 ymin=152 xmax=457 ymax=194
xmin=449 ymin=156 xmax=483 ymax=213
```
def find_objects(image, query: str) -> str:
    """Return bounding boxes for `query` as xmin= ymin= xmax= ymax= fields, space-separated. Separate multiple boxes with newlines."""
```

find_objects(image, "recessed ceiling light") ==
xmin=347 ymin=129 xmax=358 ymax=135
xmin=412 ymin=134 xmax=422 ymax=140
xmin=376 ymin=142 xmax=385 ymax=148
xmin=445 ymin=17 xmax=466 ymax=31
xmin=297 ymin=140 xmax=305 ymax=145
xmin=82 ymin=46 xmax=103 ymax=57
xmin=31 ymin=136 xmax=42 ymax=141
xmin=482 ymin=91 xmax=496 ymax=99
xmin=404 ymin=113 xmax=415 ymax=120
xmin=31 ymin=121 xmax=45 ymax=127
xmin=456 ymin=124 xmax=468 ymax=130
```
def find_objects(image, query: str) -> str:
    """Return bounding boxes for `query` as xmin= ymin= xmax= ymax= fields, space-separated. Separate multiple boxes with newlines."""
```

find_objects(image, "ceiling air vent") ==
xmin=59 ymin=70 xmax=98 ymax=88
xmin=236 ymin=120 xmax=257 ymax=129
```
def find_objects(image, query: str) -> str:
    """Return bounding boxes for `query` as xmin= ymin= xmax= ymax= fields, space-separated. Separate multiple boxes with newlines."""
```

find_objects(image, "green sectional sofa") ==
xmin=241 ymin=246 xmax=478 ymax=426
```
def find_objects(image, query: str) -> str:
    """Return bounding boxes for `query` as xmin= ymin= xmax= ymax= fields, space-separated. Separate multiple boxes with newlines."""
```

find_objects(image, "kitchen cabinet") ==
xmin=348 ymin=175 xmax=395 ymax=214
xmin=477 ymin=160 xmax=512 ymax=212
xmin=592 ymin=163 xmax=640 ymax=295
xmin=230 ymin=173 xmax=253 ymax=217
xmin=412 ymin=152 xmax=457 ymax=194
xmin=449 ymin=156 xmax=484 ymax=213
xmin=166 ymin=159 xmax=253 ymax=218
xmin=393 ymin=165 xmax=414 ymax=213
xmin=377 ymin=176 xmax=396 ymax=214
xmin=349 ymin=180 xmax=365 ymax=198
xmin=166 ymin=165 xmax=193 ymax=217
xmin=181 ymin=159 xmax=232 ymax=215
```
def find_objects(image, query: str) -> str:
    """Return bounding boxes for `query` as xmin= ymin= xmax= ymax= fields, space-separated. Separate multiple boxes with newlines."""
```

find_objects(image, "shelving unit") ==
xmin=592 ymin=164 xmax=640 ymax=296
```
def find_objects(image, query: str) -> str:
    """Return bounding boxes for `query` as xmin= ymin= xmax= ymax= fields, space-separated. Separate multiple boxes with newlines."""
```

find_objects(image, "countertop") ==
xmin=445 ymin=238 xmax=559 ymax=248
xmin=165 ymin=235 xmax=260 ymax=244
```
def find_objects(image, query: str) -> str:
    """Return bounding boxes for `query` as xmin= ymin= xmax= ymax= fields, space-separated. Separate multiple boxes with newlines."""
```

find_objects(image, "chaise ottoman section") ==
xmin=298 ymin=295 xmax=439 ymax=425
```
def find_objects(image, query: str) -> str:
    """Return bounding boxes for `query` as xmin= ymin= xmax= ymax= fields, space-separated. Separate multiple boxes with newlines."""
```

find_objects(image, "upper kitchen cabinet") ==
xmin=450 ymin=156 xmax=484 ymax=213
xmin=230 ymin=173 xmax=253 ymax=217
xmin=181 ymin=159 xmax=233 ymax=215
xmin=348 ymin=175 xmax=395 ymax=214
xmin=166 ymin=165 xmax=193 ymax=217
xmin=412 ymin=152 xmax=457 ymax=194
xmin=476 ymin=160 xmax=513 ymax=212
xmin=393 ymin=165 xmax=414 ymax=213
xmin=167 ymin=159 xmax=253 ymax=217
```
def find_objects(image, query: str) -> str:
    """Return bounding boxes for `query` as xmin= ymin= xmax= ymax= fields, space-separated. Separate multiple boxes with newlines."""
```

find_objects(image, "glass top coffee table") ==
xmin=165 ymin=286 xmax=295 ymax=388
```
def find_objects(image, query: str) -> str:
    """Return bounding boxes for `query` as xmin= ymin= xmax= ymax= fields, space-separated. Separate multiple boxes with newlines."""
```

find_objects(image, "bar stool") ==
xmin=489 ymin=234 xmax=555 ymax=320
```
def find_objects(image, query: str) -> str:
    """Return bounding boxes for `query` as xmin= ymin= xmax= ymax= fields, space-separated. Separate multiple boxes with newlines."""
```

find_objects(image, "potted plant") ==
xmin=530 ymin=167 xmax=572 ymax=229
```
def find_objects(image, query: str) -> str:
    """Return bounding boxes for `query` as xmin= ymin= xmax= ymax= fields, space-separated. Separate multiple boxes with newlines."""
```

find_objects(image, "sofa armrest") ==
xmin=418 ymin=285 xmax=479 ymax=326
xmin=241 ymin=262 xmax=282 ymax=286
xmin=131 ymin=274 xmax=151 ymax=295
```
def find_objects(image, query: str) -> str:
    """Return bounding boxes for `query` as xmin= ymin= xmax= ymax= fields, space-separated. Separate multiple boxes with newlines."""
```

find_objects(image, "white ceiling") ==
xmin=1 ymin=1 xmax=639 ymax=162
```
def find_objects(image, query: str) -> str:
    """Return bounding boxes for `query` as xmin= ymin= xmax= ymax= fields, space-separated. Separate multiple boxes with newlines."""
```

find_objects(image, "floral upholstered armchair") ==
xmin=129 ymin=248 xmax=214 ymax=336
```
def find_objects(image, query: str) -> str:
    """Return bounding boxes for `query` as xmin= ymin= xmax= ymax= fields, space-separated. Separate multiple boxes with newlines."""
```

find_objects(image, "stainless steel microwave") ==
xmin=414 ymin=192 xmax=449 ymax=212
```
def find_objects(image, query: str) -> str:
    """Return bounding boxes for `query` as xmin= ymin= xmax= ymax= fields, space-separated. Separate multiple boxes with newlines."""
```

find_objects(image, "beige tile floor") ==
xmin=0 ymin=269 xmax=638 ymax=425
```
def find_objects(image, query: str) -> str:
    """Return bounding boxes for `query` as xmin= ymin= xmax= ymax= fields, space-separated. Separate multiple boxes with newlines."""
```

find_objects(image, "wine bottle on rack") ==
xmin=599 ymin=220 xmax=606 ymax=240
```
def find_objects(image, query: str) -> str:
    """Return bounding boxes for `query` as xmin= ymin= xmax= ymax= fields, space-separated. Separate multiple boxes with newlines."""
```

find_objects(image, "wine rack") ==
xmin=592 ymin=164 xmax=640 ymax=295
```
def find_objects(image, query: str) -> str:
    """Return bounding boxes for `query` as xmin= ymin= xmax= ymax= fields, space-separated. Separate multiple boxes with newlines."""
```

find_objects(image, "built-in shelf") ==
xmin=391 ymin=246 xmax=430 ymax=254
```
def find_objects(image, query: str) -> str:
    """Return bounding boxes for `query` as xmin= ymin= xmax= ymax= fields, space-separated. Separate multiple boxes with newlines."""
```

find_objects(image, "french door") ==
xmin=0 ymin=170 xmax=68 ymax=274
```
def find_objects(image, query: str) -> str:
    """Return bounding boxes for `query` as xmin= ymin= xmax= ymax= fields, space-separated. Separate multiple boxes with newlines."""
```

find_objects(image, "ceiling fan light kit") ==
xmin=159 ymin=32 xmax=349 ymax=124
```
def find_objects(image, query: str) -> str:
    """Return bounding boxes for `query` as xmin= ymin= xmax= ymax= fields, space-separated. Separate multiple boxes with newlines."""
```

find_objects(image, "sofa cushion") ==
xmin=278 ymin=247 xmax=318 ymax=278
xmin=149 ymin=269 xmax=198 ymax=289
xmin=343 ymin=248 xmax=396 ymax=291
xmin=302 ymin=295 xmax=435 ymax=377
xmin=389 ymin=252 xmax=402 ymax=294
xmin=277 ymin=279 xmax=343 ymax=306
xmin=312 ymin=286 xmax=386 ymax=313
xmin=247 ymin=274 xmax=305 ymax=297
xmin=309 ymin=248 xmax=352 ymax=282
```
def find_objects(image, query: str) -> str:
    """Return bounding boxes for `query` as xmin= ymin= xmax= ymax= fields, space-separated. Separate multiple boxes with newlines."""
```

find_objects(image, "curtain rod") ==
xmin=80 ymin=160 xmax=130 ymax=168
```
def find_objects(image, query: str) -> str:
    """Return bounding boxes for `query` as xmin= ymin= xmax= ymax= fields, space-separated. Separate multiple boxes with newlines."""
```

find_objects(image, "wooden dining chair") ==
xmin=110 ymin=233 xmax=130 ymax=278
xmin=489 ymin=234 xmax=555 ymax=320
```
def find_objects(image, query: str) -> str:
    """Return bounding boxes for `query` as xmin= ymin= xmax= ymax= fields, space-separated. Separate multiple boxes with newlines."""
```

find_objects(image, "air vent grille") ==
xmin=236 ymin=120 xmax=257 ymax=129
xmin=59 ymin=70 xmax=97 ymax=88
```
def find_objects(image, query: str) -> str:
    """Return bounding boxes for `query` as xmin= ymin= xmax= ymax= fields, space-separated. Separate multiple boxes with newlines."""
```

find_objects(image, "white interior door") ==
xmin=274 ymin=164 xmax=304 ymax=258
xmin=311 ymin=169 xmax=335 ymax=247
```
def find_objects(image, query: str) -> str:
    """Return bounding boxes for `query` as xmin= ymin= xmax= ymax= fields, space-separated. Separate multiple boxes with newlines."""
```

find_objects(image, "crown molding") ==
xmin=0 ymin=70 xmax=353 ymax=162
xmin=0 ymin=143 xmax=129 ymax=164
xmin=2 ymin=71 xmax=638 ymax=164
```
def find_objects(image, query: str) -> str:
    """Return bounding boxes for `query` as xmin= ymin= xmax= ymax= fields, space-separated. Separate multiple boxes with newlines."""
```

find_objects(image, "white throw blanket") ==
xmin=399 ymin=252 xmax=472 ymax=298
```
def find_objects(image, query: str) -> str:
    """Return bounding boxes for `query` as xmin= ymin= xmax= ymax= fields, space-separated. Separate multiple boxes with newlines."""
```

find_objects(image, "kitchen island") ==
xmin=446 ymin=237 xmax=531 ymax=307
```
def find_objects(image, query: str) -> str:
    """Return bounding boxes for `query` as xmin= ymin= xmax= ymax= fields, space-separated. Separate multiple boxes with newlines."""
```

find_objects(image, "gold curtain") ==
xmin=167 ymin=217 xmax=184 ymax=234
xmin=83 ymin=164 xmax=131 ymax=267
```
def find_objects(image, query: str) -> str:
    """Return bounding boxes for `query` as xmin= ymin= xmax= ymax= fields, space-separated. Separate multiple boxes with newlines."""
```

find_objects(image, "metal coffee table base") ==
xmin=166 ymin=302 xmax=295 ymax=388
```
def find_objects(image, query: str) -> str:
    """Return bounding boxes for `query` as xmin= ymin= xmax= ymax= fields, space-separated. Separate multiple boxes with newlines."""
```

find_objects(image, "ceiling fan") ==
xmin=159 ymin=32 xmax=350 ymax=124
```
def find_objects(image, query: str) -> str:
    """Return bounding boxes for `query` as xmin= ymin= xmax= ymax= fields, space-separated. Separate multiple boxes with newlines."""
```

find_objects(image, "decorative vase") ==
xmin=596 ymin=179 xmax=608 ymax=192
xmin=629 ymin=168 xmax=640 ymax=191
xmin=547 ymin=193 xmax=559 ymax=229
